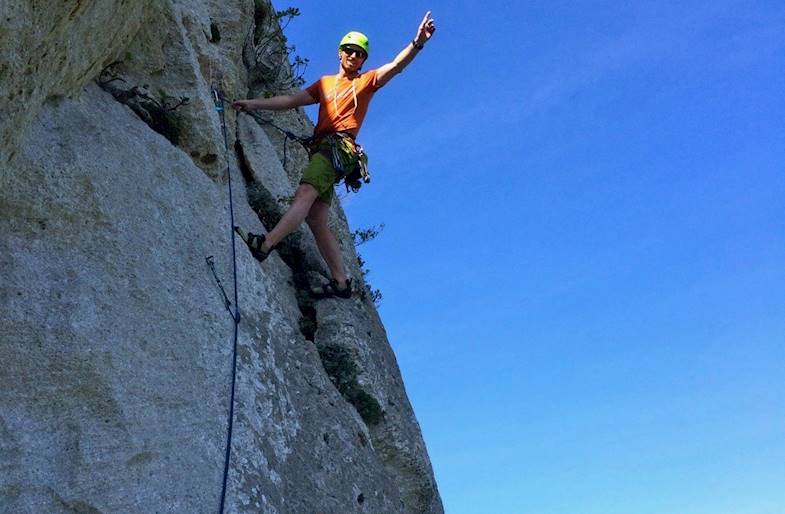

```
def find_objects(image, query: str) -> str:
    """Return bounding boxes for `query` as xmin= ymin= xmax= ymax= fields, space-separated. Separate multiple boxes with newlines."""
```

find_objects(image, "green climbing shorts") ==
xmin=300 ymin=152 xmax=338 ymax=205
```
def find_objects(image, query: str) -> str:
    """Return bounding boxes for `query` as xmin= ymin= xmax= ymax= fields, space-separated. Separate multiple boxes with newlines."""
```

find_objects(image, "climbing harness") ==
xmin=248 ymin=113 xmax=370 ymax=193
xmin=210 ymin=83 xmax=241 ymax=514
xmin=315 ymin=132 xmax=371 ymax=193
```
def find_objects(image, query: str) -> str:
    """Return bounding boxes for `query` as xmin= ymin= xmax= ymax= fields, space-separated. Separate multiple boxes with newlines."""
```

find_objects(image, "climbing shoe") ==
xmin=310 ymin=278 xmax=353 ymax=300
xmin=234 ymin=226 xmax=276 ymax=262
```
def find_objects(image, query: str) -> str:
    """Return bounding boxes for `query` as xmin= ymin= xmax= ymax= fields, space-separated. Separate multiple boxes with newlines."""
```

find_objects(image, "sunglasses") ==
xmin=341 ymin=46 xmax=367 ymax=58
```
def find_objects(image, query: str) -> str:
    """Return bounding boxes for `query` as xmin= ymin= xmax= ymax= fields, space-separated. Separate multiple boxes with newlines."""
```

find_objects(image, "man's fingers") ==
xmin=420 ymin=11 xmax=432 ymax=27
xmin=419 ymin=11 xmax=435 ymax=36
xmin=422 ymin=14 xmax=436 ymax=37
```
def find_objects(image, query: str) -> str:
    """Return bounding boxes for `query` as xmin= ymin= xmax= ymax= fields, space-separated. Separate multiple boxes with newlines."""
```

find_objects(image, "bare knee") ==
xmin=296 ymin=183 xmax=318 ymax=199
xmin=293 ymin=183 xmax=319 ymax=208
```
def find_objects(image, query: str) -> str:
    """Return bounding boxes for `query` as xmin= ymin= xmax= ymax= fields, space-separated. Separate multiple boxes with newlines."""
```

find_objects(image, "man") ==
xmin=233 ymin=11 xmax=436 ymax=299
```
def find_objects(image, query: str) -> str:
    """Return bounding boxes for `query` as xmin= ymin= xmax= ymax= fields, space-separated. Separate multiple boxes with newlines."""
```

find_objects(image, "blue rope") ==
xmin=212 ymin=88 xmax=241 ymax=514
xmin=208 ymin=90 xmax=312 ymax=513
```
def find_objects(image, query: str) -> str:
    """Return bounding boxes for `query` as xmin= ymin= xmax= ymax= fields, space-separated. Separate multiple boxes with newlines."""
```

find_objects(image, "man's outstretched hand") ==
xmin=232 ymin=99 xmax=255 ymax=112
xmin=415 ymin=11 xmax=437 ymax=46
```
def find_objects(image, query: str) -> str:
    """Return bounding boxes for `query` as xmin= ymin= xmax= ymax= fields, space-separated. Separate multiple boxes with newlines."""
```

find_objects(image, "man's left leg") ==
xmin=306 ymin=199 xmax=349 ymax=290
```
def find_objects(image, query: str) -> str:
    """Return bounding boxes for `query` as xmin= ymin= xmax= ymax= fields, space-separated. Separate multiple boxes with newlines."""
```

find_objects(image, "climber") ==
xmin=232 ymin=11 xmax=436 ymax=299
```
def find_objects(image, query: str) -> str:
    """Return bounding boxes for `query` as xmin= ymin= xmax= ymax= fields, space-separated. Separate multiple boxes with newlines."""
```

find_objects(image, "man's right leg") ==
xmin=261 ymin=183 xmax=319 ymax=252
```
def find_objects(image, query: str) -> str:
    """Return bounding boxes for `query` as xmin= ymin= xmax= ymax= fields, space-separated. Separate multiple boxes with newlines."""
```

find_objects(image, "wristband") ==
xmin=412 ymin=39 xmax=425 ymax=50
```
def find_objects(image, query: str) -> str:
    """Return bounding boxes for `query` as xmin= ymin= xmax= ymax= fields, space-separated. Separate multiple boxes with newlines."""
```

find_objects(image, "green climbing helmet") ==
xmin=339 ymin=31 xmax=370 ymax=57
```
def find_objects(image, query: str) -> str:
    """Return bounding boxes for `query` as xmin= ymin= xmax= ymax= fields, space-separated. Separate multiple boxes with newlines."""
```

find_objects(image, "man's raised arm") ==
xmin=376 ymin=11 xmax=437 ymax=88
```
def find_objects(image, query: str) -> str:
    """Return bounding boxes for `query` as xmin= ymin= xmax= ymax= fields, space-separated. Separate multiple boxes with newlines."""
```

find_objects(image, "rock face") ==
xmin=0 ymin=0 xmax=153 ymax=166
xmin=0 ymin=2 xmax=443 ymax=514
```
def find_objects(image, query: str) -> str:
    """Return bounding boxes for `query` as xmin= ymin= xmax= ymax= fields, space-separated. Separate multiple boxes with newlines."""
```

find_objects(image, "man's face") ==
xmin=339 ymin=45 xmax=367 ymax=71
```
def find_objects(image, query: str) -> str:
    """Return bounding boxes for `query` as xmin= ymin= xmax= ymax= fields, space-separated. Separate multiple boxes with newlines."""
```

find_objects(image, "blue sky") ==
xmin=283 ymin=1 xmax=785 ymax=513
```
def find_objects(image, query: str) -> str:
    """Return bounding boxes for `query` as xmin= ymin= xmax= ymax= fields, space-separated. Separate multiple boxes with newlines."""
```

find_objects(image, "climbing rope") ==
xmin=247 ymin=111 xmax=313 ymax=170
xmin=211 ymin=84 xmax=241 ymax=514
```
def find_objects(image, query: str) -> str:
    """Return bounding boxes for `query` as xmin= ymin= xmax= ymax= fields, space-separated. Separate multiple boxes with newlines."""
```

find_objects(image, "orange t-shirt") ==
xmin=305 ymin=69 xmax=381 ymax=139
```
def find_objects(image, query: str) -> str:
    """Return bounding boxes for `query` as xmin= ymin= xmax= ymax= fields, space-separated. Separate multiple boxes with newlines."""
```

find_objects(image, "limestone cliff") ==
xmin=0 ymin=1 xmax=443 ymax=513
